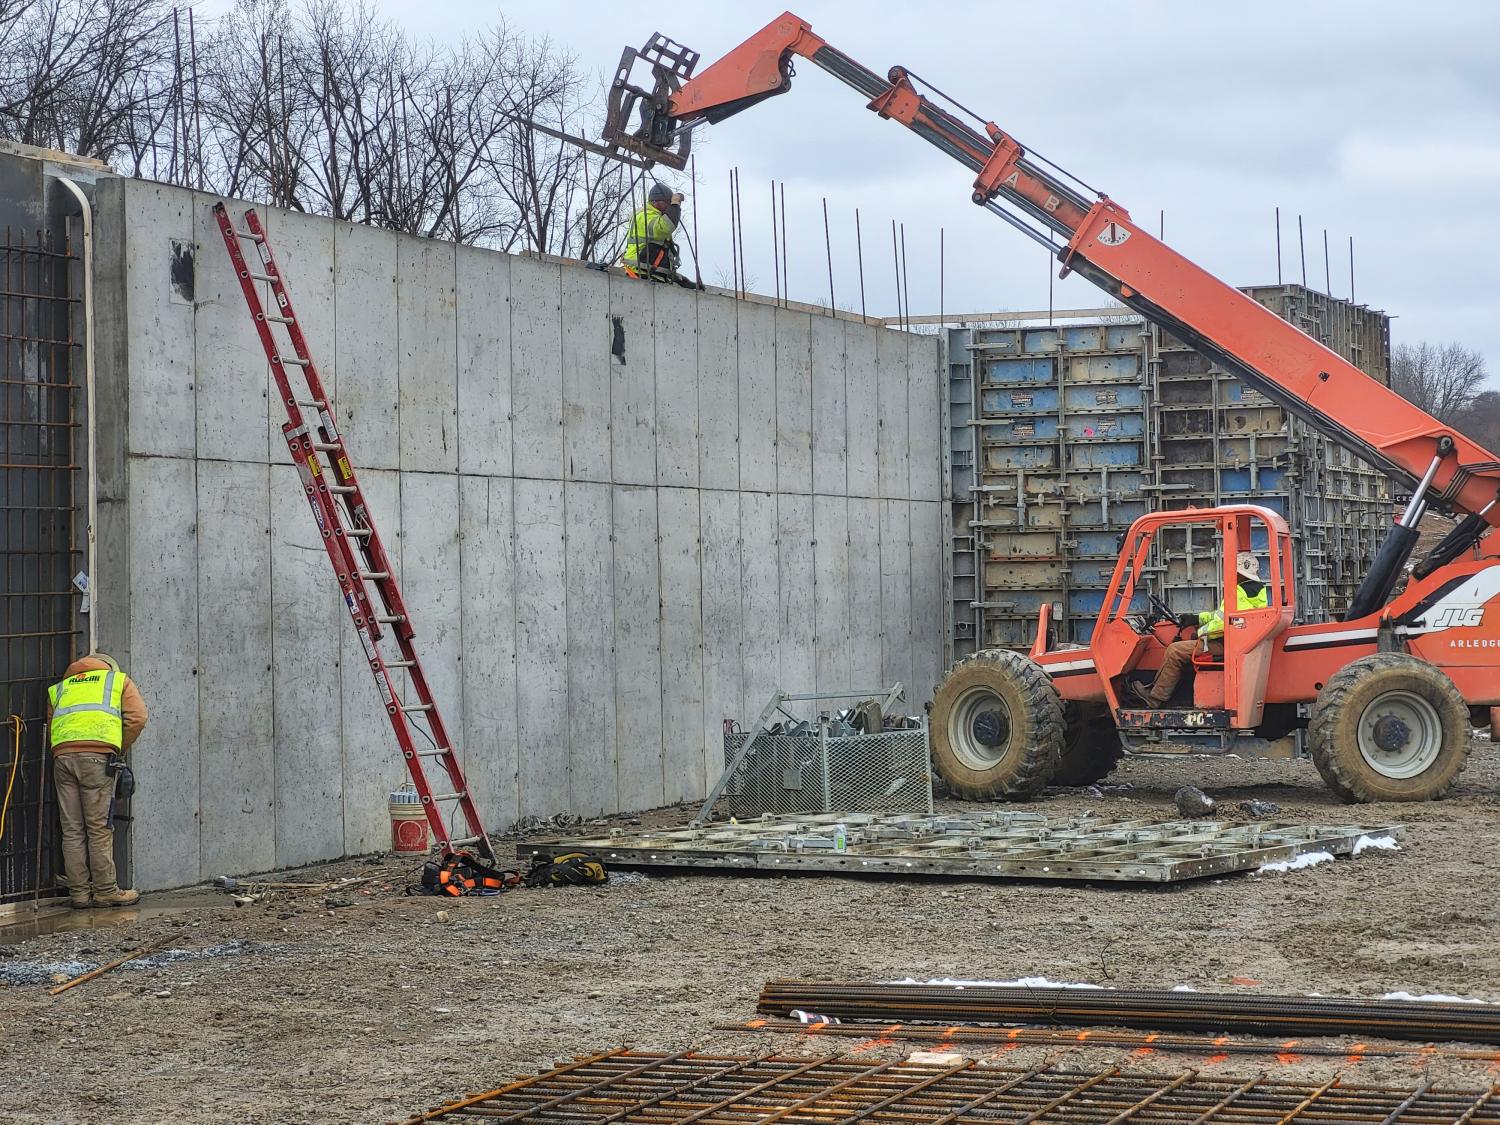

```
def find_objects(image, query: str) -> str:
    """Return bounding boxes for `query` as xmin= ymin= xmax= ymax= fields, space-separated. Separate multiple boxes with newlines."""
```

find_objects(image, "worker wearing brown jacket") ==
xmin=47 ymin=654 xmax=148 ymax=908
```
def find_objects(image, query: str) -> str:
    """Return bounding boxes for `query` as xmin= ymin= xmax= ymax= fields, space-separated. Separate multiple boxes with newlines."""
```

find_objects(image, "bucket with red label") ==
xmin=389 ymin=783 xmax=430 ymax=855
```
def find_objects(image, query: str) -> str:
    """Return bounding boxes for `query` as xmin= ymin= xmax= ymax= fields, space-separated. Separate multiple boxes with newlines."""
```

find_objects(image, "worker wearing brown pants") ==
xmin=48 ymin=654 xmax=148 ymax=908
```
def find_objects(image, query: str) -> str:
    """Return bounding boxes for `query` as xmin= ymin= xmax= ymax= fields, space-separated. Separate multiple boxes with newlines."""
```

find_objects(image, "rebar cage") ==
xmin=0 ymin=225 xmax=81 ymax=906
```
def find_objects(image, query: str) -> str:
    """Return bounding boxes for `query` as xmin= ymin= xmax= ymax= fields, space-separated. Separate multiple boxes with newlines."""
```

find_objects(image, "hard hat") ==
xmin=1235 ymin=551 xmax=1261 ymax=581
xmin=648 ymin=182 xmax=672 ymax=204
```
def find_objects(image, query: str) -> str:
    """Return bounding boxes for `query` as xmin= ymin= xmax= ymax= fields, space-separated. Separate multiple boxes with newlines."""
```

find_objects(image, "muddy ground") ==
xmin=3 ymin=744 xmax=1500 ymax=1124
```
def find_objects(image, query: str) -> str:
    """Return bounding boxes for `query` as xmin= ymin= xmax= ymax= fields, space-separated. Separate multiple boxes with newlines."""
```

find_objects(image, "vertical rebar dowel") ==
xmin=1349 ymin=235 xmax=1356 ymax=304
xmin=939 ymin=227 xmax=945 ymax=330
xmin=690 ymin=154 xmax=702 ymax=289
xmin=1298 ymin=214 xmax=1307 ymax=288
xmin=730 ymin=170 xmax=740 ymax=296
xmin=171 ymin=8 xmax=184 ymax=184
xmin=1275 ymin=207 xmax=1282 ymax=284
xmin=1048 ymin=231 xmax=1055 ymax=326
xmin=771 ymin=181 xmax=781 ymax=305
xmin=890 ymin=220 xmax=902 ymax=331
xmin=899 ymin=222 xmax=911 ymax=333
xmin=855 ymin=208 xmax=867 ymax=323
xmin=780 ymin=181 xmax=789 ymax=308
xmin=1158 ymin=209 xmax=1164 ymax=240
xmin=1323 ymin=228 xmax=1331 ymax=297
xmin=189 ymin=7 xmax=203 ymax=190
xmin=822 ymin=197 xmax=835 ymax=314
xmin=734 ymin=170 xmax=747 ymax=299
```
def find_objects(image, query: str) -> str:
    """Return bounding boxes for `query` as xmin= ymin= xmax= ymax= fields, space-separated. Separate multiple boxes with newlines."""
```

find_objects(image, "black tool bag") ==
xmin=524 ymin=851 xmax=608 ymax=888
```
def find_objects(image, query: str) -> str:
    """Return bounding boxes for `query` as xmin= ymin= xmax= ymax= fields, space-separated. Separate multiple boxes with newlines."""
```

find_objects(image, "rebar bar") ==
xmin=757 ymin=981 xmax=1500 ymax=1047
xmin=402 ymin=1050 xmax=1500 ymax=1124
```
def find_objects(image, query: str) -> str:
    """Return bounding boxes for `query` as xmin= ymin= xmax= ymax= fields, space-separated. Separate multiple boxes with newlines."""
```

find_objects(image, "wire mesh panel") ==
xmin=719 ymin=725 xmax=933 ymax=820
xmin=0 ymin=226 xmax=81 ymax=906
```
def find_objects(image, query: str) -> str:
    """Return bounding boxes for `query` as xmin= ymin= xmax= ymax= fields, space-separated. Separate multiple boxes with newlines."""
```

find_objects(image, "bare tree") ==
xmin=1451 ymin=388 xmax=1500 ymax=453
xmin=1390 ymin=341 xmax=1489 ymax=424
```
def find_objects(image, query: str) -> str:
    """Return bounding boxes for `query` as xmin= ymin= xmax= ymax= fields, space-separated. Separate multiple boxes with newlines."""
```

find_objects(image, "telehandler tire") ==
xmin=930 ymin=649 xmax=1064 ymax=800
xmin=1053 ymin=703 xmax=1124 ymax=787
xmin=1308 ymin=653 xmax=1471 ymax=803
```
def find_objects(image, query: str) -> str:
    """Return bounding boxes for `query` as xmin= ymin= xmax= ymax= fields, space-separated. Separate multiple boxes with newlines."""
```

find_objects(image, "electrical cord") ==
xmin=1 ymin=716 xmax=22 ymax=842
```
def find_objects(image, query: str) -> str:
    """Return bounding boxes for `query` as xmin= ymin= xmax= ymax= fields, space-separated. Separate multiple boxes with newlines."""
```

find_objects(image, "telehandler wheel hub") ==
xmin=1357 ymin=690 xmax=1443 ymax=779
xmin=952 ymin=687 xmax=1013 ymax=767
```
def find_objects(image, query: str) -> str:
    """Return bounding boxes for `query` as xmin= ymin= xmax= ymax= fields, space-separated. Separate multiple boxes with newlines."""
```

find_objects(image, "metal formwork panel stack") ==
xmin=949 ymin=286 xmax=1394 ymax=655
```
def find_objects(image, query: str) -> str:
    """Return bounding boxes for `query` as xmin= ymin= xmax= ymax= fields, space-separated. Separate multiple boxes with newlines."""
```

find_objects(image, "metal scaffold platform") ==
xmin=402 ymin=1050 xmax=1500 ymax=1124
xmin=521 ymin=811 xmax=1400 ymax=884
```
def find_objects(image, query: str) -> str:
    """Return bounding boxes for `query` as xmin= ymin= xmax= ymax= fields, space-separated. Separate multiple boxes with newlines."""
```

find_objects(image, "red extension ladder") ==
xmin=213 ymin=203 xmax=495 ymax=864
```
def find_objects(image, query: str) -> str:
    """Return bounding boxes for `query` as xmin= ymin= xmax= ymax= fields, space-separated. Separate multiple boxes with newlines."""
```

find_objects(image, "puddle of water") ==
xmin=0 ymin=888 xmax=225 ymax=943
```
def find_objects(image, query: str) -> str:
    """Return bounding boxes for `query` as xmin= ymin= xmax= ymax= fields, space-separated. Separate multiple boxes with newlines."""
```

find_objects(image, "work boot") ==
xmin=1126 ymin=681 xmax=1163 ymax=708
xmin=69 ymin=895 xmax=93 ymax=909
xmin=94 ymin=888 xmax=140 ymax=908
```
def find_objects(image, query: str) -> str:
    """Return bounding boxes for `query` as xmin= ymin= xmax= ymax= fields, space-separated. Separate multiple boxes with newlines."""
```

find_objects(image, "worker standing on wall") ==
xmin=1130 ymin=553 xmax=1268 ymax=707
xmin=47 ymin=653 xmax=148 ymax=908
xmin=621 ymin=182 xmax=696 ymax=286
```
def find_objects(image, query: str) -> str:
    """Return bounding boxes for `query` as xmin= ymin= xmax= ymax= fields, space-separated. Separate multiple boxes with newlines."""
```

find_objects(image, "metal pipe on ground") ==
xmin=757 ymin=980 xmax=1500 ymax=1046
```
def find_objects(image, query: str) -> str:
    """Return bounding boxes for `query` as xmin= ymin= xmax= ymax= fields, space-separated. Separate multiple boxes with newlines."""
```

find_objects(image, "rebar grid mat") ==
xmin=401 ymin=1049 xmax=1500 ymax=1124
xmin=723 ymin=1019 xmax=1500 ymax=1064
xmin=756 ymin=983 xmax=1500 ymax=1047
xmin=520 ymin=812 xmax=1400 ymax=884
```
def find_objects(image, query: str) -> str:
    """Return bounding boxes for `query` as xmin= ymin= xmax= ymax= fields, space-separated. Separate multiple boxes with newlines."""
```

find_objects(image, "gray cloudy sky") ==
xmin=377 ymin=1 xmax=1499 ymax=372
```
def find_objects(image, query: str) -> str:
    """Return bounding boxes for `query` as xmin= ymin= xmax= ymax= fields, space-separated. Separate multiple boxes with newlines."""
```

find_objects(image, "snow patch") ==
xmin=1255 ymin=850 xmax=1334 ymax=875
xmin=1171 ymin=984 xmax=1198 ymax=992
xmin=889 ymin=976 xmax=1105 ymax=990
xmin=1352 ymin=834 xmax=1399 ymax=855
xmin=1382 ymin=992 xmax=1489 ymax=1005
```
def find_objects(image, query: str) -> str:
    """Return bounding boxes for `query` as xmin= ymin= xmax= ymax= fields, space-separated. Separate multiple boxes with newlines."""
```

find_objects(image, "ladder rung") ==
xmin=343 ymin=527 xmax=373 ymax=539
xmin=294 ymin=398 xmax=325 ymax=408
xmin=247 ymin=270 xmax=277 ymax=283
xmin=385 ymin=658 xmax=415 ymax=668
xmin=327 ymin=484 xmax=356 ymax=494
xmin=416 ymin=747 xmax=449 ymax=758
xmin=428 ymin=791 xmax=466 ymax=803
xmin=448 ymin=835 xmax=483 ymax=848
xmin=360 ymin=570 xmax=389 ymax=580
xmin=311 ymin=441 xmax=342 ymax=451
xmin=401 ymin=701 xmax=433 ymax=713
xmin=265 ymin=313 xmax=295 ymax=324
xmin=376 ymin=613 xmax=405 ymax=624
xmin=276 ymin=356 xmax=311 ymax=367
xmin=233 ymin=229 xmax=265 ymax=243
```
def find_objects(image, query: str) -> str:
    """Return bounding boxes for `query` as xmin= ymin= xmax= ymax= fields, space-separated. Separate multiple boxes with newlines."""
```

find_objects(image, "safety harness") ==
xmin=417 ymin=851 xmax=522 ymax=897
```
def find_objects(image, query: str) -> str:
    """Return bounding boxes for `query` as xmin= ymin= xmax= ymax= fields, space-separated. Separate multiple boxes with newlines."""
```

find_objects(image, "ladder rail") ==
xmin=212 ymin=201 xmax=495 ymax=864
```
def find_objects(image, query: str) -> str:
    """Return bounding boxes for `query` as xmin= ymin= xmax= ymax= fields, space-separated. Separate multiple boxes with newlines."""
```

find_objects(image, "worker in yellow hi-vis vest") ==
xmin=47 ymin=653 xmax=148 ymax=908
xmin=621 ymin=182 xmax=697 ymax=287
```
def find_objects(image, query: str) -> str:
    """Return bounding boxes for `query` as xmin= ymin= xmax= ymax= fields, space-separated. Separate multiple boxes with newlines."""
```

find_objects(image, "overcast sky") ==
xmin=349 ymin=2 xmax=1500 ymax=372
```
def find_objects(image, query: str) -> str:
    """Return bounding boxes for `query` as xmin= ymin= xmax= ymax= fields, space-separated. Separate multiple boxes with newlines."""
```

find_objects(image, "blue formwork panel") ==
xmin=1069 ymin=588 xmax=1147 ymax=618
xmin=1067 ymin=440 xmax=1146 ymax=468
xmin=1067 ymin=471 xmax=1147 ymax=500
xmin=1070 ymin=501 xmax=1148 ymax=531
xmin=973 ymin=329 xmax=1022 ymax=352
xmin=1063 ymin=383 xmax=1144 ymax=411
xmin=1023 ymin=329 xmax=1060 ymax=352
xmin=983 ymin=444 xmax=1058 ymax=471
xmin=1220 ymin=467 xmax=1288 ymax=492
xmin=983 ymin=357 xmax=1055 ymax=383
xmin=1068 ymin=354 xmax=1140 ymax=382
xmin=985 ymin=415 xmax=1060 ymax=441
xmin=980 ymin=385 xmax=1060 ymax=414
xmin=987 ymin=589 xmax=1059 ymax=615
xmin=1064 ymin=326 xmax=1102 ymax=351
xmin=1105 ymin=325 xmax=1139 ymax=350
xmin=1064 ymin=414 xmax=1145 ymax=441
xmin=1073 ymin=529 xmax=1129 ymax=556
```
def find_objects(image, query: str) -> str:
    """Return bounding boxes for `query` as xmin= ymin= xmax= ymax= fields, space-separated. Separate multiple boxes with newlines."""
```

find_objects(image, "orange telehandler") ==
xmin=602 ymin=12 xmax=1500 ymax=803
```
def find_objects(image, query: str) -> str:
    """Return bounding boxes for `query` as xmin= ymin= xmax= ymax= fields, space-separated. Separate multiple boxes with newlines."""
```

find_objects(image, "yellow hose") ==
xmin=0 ymin=716 xmax=21 ymax=842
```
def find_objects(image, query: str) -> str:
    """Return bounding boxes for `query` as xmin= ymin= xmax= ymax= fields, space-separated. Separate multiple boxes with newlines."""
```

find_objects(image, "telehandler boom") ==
xmin=604 ymin=12 xmax=1500 ymax=801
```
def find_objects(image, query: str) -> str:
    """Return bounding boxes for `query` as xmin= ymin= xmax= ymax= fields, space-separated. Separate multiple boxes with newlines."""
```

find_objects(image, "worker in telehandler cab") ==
xmin=1129 ymin=551 xmax=1268 ymax=707
xmin=621 ymin=182 xmax=697 ymax=287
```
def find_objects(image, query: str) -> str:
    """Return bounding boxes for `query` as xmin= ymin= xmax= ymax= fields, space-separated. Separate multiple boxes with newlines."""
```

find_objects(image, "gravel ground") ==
xmin=2 ymin=743 xmax=1499 ymax=1124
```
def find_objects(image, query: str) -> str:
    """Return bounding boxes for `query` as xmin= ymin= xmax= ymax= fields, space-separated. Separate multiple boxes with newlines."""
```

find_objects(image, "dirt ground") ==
xmin=3 ymin=743 xmax=1500 ymax=1125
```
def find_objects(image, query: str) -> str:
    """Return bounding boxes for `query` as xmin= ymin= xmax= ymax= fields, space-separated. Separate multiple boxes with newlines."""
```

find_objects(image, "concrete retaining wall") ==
xmin=90 ymin=178 xmax=948 ymax=890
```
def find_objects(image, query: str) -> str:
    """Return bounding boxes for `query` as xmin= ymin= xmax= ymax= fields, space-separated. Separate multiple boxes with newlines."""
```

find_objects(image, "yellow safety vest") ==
xmin=621 ymin=206 xmax=677 ymax=268
xmin=1198 ymin=583 xmax=1270 ymax=640
xmin=48 ymin=668 xmax=128 ymax=749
